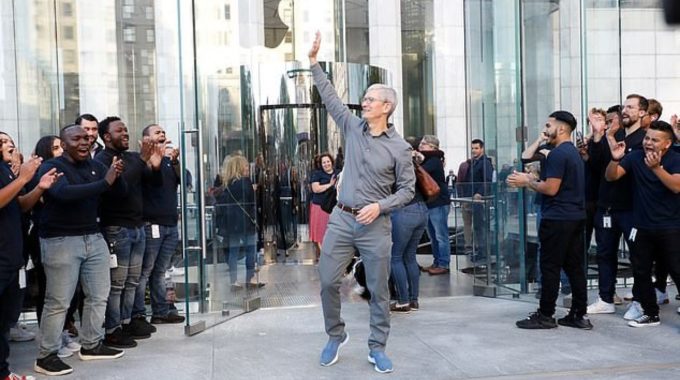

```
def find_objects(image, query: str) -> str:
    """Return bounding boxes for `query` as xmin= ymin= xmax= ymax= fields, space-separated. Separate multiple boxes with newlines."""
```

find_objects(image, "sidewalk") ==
xmin=9 ymin=294 xmax=680 ymax=379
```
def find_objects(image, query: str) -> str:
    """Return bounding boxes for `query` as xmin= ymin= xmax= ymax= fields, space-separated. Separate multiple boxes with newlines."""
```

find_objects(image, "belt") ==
xmin=337 ymin=203 xmax=361 ymax=216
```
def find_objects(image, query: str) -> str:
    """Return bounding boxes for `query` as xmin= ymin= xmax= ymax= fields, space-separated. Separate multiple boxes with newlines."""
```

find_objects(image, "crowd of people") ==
xmin=3 ymin=32 xmax=679 ymax=379
xmin=1 ymin=116 xmax=185 ymax=379
xmin=509 ymin=95 xmax=680 ymax=330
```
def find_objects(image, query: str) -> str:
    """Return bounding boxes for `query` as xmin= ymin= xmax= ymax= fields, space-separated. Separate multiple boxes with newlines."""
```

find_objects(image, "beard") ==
xmin=622 ymin=115 xmax=635 ymax=128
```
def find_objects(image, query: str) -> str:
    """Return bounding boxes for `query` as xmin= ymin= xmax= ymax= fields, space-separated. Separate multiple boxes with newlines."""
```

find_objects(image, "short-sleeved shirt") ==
xmin=310 ymin=169 xmax=338 ymax=205
xmin=541 ymin=142 xmax=586 ymax=221
xmin=620 ymin=149 xmax=680 ymax=229
xmin=0 ymin=161 xmax=23 ymax=271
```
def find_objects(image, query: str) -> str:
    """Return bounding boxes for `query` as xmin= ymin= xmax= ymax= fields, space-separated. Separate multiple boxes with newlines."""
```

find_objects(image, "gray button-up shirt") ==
xmin=311 ymin=63 xmax=415 ymax=213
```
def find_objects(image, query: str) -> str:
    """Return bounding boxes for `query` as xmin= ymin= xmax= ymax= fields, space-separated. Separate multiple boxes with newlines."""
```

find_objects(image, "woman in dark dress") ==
xmin=309 ymin=153 xmax=338 ymax=260
xmin=215 ymin=155 xmax=264 ymax=290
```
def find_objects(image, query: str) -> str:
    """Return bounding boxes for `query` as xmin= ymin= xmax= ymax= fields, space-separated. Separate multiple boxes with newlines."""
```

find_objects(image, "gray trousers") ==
xmin=319 ymin=207 xmax=392 ymax=351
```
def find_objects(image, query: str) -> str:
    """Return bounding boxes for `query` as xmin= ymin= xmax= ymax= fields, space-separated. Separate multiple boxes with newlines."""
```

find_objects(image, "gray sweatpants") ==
xmin=319 ymin=207 xmax=392 ymax=351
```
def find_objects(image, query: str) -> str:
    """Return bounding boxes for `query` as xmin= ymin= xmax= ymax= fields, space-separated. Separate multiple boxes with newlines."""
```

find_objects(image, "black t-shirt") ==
xmin=0 ymin=161 xmax=23 ymax=271
xmin=310 ymin=169 xmax=338 ymax=205
xmin=620 ymin=149 xmax=680 ymax=229
xmin=541 ymin=142 xmax=586 ymax=221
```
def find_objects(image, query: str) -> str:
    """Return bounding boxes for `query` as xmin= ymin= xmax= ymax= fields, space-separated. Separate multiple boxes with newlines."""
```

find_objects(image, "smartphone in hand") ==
xmin=575 ymin=130 xmax=584 ymax=148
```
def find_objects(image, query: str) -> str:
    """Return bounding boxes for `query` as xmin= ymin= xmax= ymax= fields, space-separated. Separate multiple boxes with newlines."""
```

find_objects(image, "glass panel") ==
xmin=11 ymin=0 xmax=60 ymax=152
xmin=401 ymin=0 xmax=435 ymax=138
xmin=464 ymin=0 xmax=523 ymax=296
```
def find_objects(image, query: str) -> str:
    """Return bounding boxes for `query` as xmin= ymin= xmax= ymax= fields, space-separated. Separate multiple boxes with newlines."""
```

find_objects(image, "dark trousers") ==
xmin=1 ymin=270 xmax=22 ymax=378
xmin=538 ymin=219 xmax=587 ymax=317
xmin=629 ymin=228 xmax=680 ymax=317
xmin=593 ymin=209 xmax=633 ymax=303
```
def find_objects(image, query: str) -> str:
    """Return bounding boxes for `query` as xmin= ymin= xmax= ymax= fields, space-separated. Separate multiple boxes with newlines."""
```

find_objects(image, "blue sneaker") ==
xmin=368 ymin=350 xmax=393 ymax=373
xmin=320 ymin=333 xmax=349 ymax=367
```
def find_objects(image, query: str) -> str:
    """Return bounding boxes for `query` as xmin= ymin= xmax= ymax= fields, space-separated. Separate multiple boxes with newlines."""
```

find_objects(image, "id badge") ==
xmin=26 ymin=257 xmax=35 ymax=271
xmin=151 ymin=224 xmax=161 ymax=239
xmin=629 ymin=228 xmax=637 ymax=242
xmin=19 ymin=268 xmax=26 ymax=289
xmin=110 ymin=254 xmax=119 ymax=269
xmin=603 ymin=215 xmax=612 ymax=229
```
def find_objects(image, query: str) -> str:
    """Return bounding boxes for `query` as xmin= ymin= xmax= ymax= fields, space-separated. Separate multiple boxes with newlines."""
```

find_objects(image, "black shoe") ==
xmin=105 ymin=327 xmax=137 ymax=348
xmin=79 ymin=341 xmax=125 ymax=361
xmin=122 ymin=318 xmax=155 ymax=339
xmin=516 ymin=311 xmax=557 ymax=329
xmin=557 ymin=313 xmax=593 ymax=330
xmin=676 ymin=294 xmax=680 ymax=301
xmin=409 ymin=300 xmax=419 ymax=311
xmin=389 ymin=303 xmax=411 ymax=313
xmin=34 ymin=353 xmax=73 ymax=376
xmin=132 ymin=316 xmax=157 ymax=333
xmin=246 ymin=282 xmax=266 ymax=289
xmin=151 ymin=313 xmax=186 ymax=324
xmin=628 ymin=314 xmax=661 ymax=328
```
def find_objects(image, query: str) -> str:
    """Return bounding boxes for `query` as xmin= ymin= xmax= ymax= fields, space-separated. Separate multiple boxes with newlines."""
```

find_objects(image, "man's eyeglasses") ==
xmin=362 ymin=96 xmax=387 ymax=104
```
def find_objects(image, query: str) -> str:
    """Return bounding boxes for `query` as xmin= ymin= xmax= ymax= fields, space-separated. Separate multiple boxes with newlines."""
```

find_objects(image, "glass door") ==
xmin=464 ymin=0 xmax=524 ymax=297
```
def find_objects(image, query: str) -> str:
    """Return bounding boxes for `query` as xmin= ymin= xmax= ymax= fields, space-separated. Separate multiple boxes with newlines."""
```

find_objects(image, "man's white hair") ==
xmin=365 ymin=84 xmax=398 ymax=117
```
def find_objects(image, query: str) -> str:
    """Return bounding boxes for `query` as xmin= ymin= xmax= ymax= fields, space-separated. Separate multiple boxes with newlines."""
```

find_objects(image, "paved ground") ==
xmin=9 ymin=293 xmax=680 ymax=379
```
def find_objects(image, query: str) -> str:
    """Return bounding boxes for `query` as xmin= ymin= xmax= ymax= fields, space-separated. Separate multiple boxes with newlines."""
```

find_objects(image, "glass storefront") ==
xmin=3 ymin=0 xmax=678 ymax=334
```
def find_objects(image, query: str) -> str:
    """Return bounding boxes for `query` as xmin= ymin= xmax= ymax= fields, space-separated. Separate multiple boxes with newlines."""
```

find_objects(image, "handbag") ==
xmin=320 ymin=185 xmax=338 ymax=214
xmin=415 ymin=163 xmax=441 ymax=200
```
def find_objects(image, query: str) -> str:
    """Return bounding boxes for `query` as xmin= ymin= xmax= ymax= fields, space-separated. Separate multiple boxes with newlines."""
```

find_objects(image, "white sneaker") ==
xmin=57 ymin=345 xmax=74 ymax=358
xmin=656 ymin=289 xmax=669 ymax=305
xmin=62 ymin=331 xmax=81 ymax=351
xmin=623 ymin=301 xmax=643 ymax=321
xmin=587 ymin=297 xmax=616 ymax=314
xmin=677 ymin=306 xmax=680 ymax=315
xmin=613 ymin=294 xmax=623 ymax=305
xmin=623 ymin=292 xmax=634 ymax=301
xmin=9 ymin=323 xmax=36 ymax=342
xmin=6 ymin=372 xmax=36 ymax=380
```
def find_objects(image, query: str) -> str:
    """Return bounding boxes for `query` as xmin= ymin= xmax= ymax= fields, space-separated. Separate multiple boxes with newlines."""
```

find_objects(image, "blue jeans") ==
xmin=103 ymin=226 xmax=145 ymax=331
xmin=593 ymin=209 xmax=633 ymax=303
xmin=228 ymin=233 xmax=257 ymax=284
xmin=38 ymin=234 xmax=110 ymax=357
xmin=390 ymin=202 xmax=428 ymax=304
xmin=1 ymin=270 xmax=22 ymax=378
xmin=535 ymin=209 xmax=571 ymax=292
xmin=426 ymin=204 xmax=451 ymax=269
xmin=133 ymin=224 xmax=178 ymax=318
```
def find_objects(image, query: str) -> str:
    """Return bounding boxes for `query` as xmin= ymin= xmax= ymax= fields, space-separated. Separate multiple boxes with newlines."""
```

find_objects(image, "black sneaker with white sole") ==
xmin=34 ymin=353 xmax=73 ymax=376
xmin=557 ymin=313 xmax=593 ymax=330
xmin=150 ymin=313 xmax=185 ymax=324
xmin=104 ymin=327 xmax=137 ymax=348
xmin=516 ymin=311 xmax=557 ymax=329
xmin=79 ymin=342 xmax=125 ymax=361
xmin=628 ymin=314 xmax=660 ymax=328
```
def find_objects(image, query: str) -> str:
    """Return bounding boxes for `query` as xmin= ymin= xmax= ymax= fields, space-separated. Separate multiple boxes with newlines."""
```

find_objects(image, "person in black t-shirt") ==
xmin=586 ymin=98 xmax=648 ymax=316
xmin=132 ymin=124 xmax=185 ymax=325
xmin=95 ymin=117 xmax=164 ymax=348
xmin=34 ymin=125 xmax=126 ymax=376
xmin=508 ymin=111 xmax=591 ymax=330
xmin=606 ymin=121 xmax=680 ymax=327
xmin=0 ymin=132 xmax=60 ymax=380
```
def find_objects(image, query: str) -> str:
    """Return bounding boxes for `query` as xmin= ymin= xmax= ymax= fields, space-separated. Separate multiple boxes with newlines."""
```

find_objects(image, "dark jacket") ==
xmin=39 ymin=156 xmax=123 ymax=237
xmin=143 ymin=156 xmax=180 ymax=226
xmin=588 ymin=128 xmax=645 ymax=211
xmin=421 ymin=150 xmax=449 ymax=208
xmin=95 ymin=147 xmax=162 ymax=228
xmin=214 ymin=177 xmax=257 ymax=237
xmin=460 ymin=154 xmax=493 ymax=197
